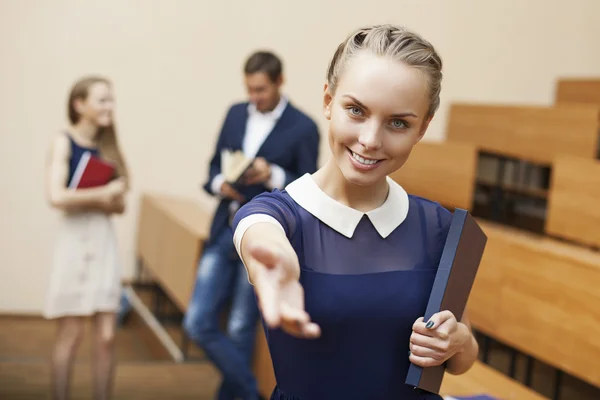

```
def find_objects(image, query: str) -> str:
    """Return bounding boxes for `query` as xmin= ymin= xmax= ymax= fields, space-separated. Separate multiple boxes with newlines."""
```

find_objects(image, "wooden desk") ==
xmin=468 ymin=221 xmax=600 ymax=388
xmin=136 ymin=193 xmax=211 ymax=310
xmin=441 ymin=361 xmax=548 ymax=400
xmin=545 ymin=155 xmax=600 ymax=248
xmin=555 ymin=78 xmax=600 ymax=106
xmin=389 ymin=141 xmax=477 ymax=210
xmin=446 ymin=103 xmax=599 ymax=165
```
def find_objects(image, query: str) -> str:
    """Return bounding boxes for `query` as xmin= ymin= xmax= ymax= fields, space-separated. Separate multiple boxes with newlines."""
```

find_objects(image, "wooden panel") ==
xmin=556 ymin=79 xmax=600 ymax=106
xmin=467 ymin=221 xmax=600 ymax=387
xmin=546 ymin=156 xmax=600 ymax=248
xmin=440 ymin=361 xmax=549 ymax=399
xmin=136 ymin=194 xmax=212 ymax=310
xmin=388 ymin=141 xmax=477 ymax=210
xmin=446 ymin=103 xmax=599 ymax=164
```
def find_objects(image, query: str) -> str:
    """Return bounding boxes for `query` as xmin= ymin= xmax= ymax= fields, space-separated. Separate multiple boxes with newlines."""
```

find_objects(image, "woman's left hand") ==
xmin=408 ymin=310 xmax=471 ymax=368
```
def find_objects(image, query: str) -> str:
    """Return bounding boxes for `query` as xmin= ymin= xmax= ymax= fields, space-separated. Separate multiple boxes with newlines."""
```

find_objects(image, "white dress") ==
xmin=43 ymin=210 xmax=121 ymax=319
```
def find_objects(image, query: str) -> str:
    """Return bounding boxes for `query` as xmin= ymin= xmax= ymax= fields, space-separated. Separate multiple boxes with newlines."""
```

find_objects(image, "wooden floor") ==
xmin=0 ymin=361 xmax=220 ymax=400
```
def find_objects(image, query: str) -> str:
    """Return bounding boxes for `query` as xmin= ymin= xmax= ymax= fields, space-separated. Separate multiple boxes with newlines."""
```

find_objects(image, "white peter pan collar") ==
xmin=285 ymin=173 xmax=409 ymax=239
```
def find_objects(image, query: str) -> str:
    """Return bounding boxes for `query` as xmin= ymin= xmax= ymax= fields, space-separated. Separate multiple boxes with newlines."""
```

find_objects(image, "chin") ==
xmin=96 ymin=118 xmax=112 ymax=127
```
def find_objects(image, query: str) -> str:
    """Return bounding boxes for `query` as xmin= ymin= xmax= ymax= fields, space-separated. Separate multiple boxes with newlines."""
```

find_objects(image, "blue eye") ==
xmin=391 ymin=119 xmax=407 ymax=129
xmin=348 ymin=106 xmax=363 ymax=116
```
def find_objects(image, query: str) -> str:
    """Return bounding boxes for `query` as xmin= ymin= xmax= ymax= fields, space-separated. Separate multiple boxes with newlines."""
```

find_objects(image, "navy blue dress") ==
xmin=233 ymin=174 xmax=452 ymax=400
xmin=65 ymin=133 xmax=102 ymax=186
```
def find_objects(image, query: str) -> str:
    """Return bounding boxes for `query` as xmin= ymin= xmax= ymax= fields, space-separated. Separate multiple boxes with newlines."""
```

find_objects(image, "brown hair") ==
xmin=326 ymin=25 xmax=443 ymax=117
xmin=67 ymin=76 xmax=129 ymax=185
xmin=244 ymin=51 xmax=283 ymax=82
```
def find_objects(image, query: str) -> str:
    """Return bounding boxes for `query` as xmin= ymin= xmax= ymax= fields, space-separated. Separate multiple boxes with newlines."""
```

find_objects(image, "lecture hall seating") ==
xmin=445 ymin=103 xmax=600 ymax=165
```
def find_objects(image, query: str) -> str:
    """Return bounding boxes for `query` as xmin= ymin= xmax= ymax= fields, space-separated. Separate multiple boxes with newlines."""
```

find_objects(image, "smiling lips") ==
xmin=347 ymin=148 xmax=383 ymax=171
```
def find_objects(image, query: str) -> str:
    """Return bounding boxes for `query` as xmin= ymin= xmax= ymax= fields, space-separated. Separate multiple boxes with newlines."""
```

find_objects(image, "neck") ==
xmin=70 ymin=119 xmax=99 ymax=147
xmin=264 ymin=94 xmax=282 ymax=113
xmin=313 ymin=159 xmax=389 ymax=212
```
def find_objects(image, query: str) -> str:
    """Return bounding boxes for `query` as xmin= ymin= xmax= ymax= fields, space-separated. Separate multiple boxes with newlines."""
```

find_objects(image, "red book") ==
xmin=68 ymin=151 xmax=115 ymax=189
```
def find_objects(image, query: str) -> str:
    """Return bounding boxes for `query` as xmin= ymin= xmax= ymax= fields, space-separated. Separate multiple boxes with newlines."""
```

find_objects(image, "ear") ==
xmin=73 ymin=97 xmax=86 ymax=116
xmin=323 ymin=82 xmax=333 ymax=120
xmin=275 ymin=74 xmax=284 ymax=88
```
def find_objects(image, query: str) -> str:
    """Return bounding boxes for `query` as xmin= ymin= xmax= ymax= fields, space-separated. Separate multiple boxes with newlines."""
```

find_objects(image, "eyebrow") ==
xmin=342 ymin=95 xmax=418 ymax=118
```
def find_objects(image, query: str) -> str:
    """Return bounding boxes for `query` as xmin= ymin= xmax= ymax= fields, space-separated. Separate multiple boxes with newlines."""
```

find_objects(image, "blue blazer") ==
xmin=203 ymin=101 xmax=320 ymax=245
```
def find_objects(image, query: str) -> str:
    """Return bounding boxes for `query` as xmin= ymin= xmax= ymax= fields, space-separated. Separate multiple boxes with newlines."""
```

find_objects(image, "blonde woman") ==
xmin=44 ymin=76 xmax=129 ymax=400
xmin=232 ymin=25 xmax=479 ymax=399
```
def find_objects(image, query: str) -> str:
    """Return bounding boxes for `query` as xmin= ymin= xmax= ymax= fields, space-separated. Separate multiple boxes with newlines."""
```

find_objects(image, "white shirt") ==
xmin=211 ymin=96 xmax=288 ymax=197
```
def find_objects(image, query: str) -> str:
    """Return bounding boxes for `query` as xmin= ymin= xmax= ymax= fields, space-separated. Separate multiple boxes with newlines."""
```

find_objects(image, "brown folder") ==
xmin=405 ymin=208 xmax=487 ymax=394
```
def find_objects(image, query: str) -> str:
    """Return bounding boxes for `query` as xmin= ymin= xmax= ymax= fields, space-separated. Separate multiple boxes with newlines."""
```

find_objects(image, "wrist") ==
xmin=456 ymin=322 xmax=473 ymax=354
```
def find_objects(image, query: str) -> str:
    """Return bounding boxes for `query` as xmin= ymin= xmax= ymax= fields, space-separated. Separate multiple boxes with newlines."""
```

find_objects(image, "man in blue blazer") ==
xmin=183 ymin=51 xmax=320 ymax=400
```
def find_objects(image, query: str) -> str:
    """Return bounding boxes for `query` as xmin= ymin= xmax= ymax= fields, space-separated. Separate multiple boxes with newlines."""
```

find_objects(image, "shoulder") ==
xmin=51 ymin=132 xmax=72 ymax=160
xmin=233 ymin=189 xmax=300 ymax=237
xmin=408 ymin=194 xmax=453 ymax=230
xmin=225 ymin=102 xmax=248 ymax=117
xmin=242 ymin=189 xmax=299 ymax=216
xmin=286 ymin=103 xmax=319 ymax=134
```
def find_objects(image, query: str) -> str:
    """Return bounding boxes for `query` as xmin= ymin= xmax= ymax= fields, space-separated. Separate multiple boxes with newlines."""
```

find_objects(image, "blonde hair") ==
xmin=326 ymin=24 xmax=443 ymax=117
xmin=67 ymin=76 xmax=129 ymax=185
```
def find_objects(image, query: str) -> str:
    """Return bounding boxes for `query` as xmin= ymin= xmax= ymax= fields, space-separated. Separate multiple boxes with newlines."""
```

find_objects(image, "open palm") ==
xmin=248 ymin=245 xmax=320 ymax=339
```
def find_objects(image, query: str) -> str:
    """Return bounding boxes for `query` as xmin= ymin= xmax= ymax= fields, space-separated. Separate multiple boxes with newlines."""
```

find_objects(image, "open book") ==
xmin=221 ymin=149 xmax=254 ymax=184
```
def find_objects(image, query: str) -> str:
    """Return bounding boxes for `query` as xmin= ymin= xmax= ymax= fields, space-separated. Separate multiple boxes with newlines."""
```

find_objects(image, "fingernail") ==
xmin=426 ymin=320 xmax=434 ymax=329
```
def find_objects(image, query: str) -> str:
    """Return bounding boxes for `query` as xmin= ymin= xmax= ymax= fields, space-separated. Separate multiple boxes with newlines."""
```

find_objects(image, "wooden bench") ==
xmin=441 ymin=361 xmax=548 ymax=399
xmin=545 ymin=155 xmax=600 ymax=248
xmin=446 ymin=103 xmax=600 ymax=165
xmin=467 ymin=221 xmax=600 ymax=395
xmin=388 ymin=141 xmax=477 ymax=210
xmin=555 ymin=78 xmax=600 ymax=106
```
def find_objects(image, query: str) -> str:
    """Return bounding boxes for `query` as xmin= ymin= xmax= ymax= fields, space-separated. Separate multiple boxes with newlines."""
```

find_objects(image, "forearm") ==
xmin=50 ymin=186 xmax=110 ymax=210
xmin=236 ymin=220 xmax=298 ymax=283
xmin=446 ymin=324 xmax=479 ymax=375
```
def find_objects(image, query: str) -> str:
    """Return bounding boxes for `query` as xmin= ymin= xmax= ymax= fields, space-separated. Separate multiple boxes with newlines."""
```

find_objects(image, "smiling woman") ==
xmin=230 ymin=25 xmax=478 ymax=400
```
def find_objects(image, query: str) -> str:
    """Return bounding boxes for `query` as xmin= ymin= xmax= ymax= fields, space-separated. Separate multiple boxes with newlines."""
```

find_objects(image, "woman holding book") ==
xmin=232 ymin=25 xmax=479 ymax=399
xmin=44 ymin=76 xmax=129 ymax=400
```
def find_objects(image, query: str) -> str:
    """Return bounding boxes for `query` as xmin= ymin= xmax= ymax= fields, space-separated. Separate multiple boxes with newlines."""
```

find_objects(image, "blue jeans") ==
xmin=183 ymin=227 xmax=260 ymax=400
xmin=116 ymin=290 xmax=132 ymax=326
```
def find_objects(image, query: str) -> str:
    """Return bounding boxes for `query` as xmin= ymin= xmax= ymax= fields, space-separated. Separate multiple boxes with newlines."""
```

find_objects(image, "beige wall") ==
xmin=1 ymin=0 xmax=599 ymax=313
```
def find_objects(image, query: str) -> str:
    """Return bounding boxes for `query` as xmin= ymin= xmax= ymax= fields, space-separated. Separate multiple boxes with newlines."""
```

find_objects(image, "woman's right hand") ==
xmin=247 ymin=244 xmax=321 ymax=339
xmin=104 ymin=178 xmax=126 ymax=202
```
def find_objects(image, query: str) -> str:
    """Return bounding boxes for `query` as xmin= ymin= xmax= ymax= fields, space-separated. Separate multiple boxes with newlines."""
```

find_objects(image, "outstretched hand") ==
xmin=247 ymin=244 xmax=321 ymax=339
xmin=409 ymin=310 xmax=470 ymax=368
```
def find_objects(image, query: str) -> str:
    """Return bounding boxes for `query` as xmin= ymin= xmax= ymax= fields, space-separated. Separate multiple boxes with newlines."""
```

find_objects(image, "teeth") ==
xmin=351 ymin=151 xmax=379 ymax=165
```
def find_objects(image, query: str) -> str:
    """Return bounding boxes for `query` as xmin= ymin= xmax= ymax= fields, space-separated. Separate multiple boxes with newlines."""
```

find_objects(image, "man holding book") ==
xmin=183 ymin=50 xmax=320 ymax=400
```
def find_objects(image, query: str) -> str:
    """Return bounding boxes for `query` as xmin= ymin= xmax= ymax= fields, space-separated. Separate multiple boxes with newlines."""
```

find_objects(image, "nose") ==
xmin=358 ymin=125 xmax=383 ymax=151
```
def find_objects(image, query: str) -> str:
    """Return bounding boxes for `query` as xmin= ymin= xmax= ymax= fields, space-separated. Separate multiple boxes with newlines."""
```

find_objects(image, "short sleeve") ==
xmin=231 ymin=190 xmax=299 ymax=256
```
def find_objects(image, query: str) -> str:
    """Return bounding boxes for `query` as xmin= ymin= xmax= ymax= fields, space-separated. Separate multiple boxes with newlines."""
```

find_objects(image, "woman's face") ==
xmin=323 ymin=51 xmax=432 ymax=188
xmin=74 ymin=81 xmax=114 ymax=127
